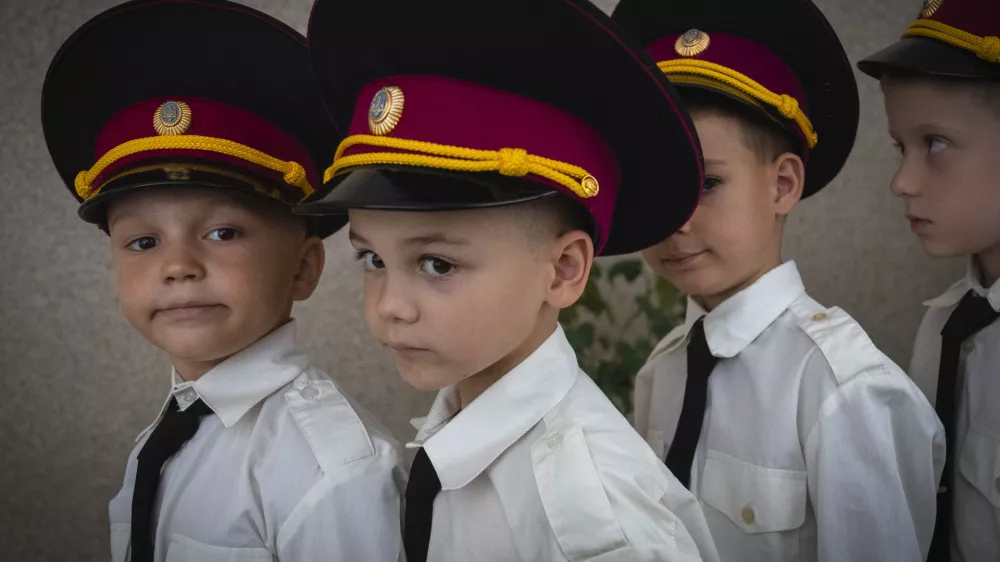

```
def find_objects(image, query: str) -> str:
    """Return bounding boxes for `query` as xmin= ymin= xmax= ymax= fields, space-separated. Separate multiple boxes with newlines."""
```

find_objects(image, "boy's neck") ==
xmin=455 ymin=317 xmax=558 ymax=409
xmin=173 ymin=356 xmax=230 ymax=383
xmin=694 ymin=258 xmax=783 ymax=313
xmin=170 ymin=317 xmax=293 ymax=383
xmin=975 ymin=245 xmax=1000 ymax=288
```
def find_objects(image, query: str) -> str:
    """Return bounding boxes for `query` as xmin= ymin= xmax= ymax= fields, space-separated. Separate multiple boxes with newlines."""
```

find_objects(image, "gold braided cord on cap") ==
xmin=74 ymin=135 xmax=314 ymax=200
xmin=325 ymin=134 xmax=600 ymax=199
xmin=658 ymin=59 xmax=819 ymax=148
xmin=904 ymin=19 xmax=1000 ymax=63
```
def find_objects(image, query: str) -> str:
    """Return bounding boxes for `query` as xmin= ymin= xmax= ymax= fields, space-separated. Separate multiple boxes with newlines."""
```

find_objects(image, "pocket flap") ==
xmin=164 ymin=534 xmax=274 ymax=562
xmin=959 ymin=425 xmax=1000 ymax=509
xmin=700 ymin=450 xmax=807 ymax=534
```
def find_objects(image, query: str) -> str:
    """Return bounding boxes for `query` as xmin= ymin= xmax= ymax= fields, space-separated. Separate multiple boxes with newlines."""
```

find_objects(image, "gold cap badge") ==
xmin=675 ymin=29 xmax=711 ymax=57
xmin=368 ymin=86 xmax=405 ymax=136
xmin=153 ymin=101 xmax=192 ymax=136
xmin=921 ymin=0 xmax=943 ymax=18
xmin=580 ymin=175 xmax=600 ymax=197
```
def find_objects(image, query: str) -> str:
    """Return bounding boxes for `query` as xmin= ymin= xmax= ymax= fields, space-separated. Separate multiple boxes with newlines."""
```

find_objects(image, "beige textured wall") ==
xmin=0 ymin=0 xmax=963 ymax=559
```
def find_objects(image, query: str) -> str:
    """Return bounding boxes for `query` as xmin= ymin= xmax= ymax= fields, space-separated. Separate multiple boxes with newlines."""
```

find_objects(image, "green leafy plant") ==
xmin=560 ymin=258 xmax=686 ymax=414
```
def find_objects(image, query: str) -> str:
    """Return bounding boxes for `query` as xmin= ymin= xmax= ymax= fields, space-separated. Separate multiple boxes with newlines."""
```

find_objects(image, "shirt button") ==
xmin=812 ymin=313 xmax=829 ymax=322
xmin=547 ymin=433 xmax=563 ymax=450
xmin=962 ymin=340 xmax=975 ymax=354
xmin=300 ymin=385 xmax=319 ymax=400
xmin=741 ymin=506 xmax=756 ymax=525
xmin=178 ymin=389 xmax=196 ymax=406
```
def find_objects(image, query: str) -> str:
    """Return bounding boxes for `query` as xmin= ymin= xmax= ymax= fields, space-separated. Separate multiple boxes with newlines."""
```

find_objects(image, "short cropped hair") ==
xmin=976 ymin=80 xmax=1000 ymax=119
xmin=880 ymin=73 xmax=1000 ymax=121
xmin=681 ymin=88 xmax=800 ymax=164
xmin=514 ymin=194 xmax=596 ymax=246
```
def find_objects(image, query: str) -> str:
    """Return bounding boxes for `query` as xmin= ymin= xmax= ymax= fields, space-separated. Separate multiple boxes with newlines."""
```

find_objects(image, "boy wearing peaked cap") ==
xmin=613 ymin=0 xmax=946 ymax=560
xmin=42 ymin=1 xmax=405 ymax=560
xmin=298 ymin=0 xmax=721 ymax=559
xmin=859 ymin=1 xmax=1000 ymax=560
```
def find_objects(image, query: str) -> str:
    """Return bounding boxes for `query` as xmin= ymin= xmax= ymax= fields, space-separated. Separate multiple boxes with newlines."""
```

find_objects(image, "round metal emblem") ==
xmin=580 ymin=175 xmax=600 ymax=198
xmin=368 ymin=86 xmax=404 ymax=136
xmin=920 ymin=0 xmax=943 ymax=17
xmin=675 ymin=29 xmax=711 ymax=57
xmin=153 ymin=101 xmax=192 ymax=136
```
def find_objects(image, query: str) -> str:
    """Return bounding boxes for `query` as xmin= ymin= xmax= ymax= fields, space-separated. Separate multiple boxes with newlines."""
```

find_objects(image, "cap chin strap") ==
xmin=75 ymin=135 xmax=313 ymax=200
xmin=325 ymin=134 xmax=600 ymax=199
xmin=904 ymin=19 xmax=1000 ymax=64
xmin=658 ymin=59 xmax=819 ymax=149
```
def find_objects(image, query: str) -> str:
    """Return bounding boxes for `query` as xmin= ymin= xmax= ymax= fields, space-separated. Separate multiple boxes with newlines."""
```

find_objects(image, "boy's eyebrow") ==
xmin=106 ymin=209 xmax=137 ymax=229
xmin=348 ymin=229 xmax=370 ymax=245
xmin=704 ymin=158 xmax=728 ymax=167
xmin=403 ymin=233 xmax=470 ymax=247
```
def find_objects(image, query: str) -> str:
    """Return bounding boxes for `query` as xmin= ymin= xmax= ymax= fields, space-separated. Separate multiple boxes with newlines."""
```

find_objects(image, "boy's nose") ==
xmin=160 ymin=244 xmax=206 ymax=283
xmin=373 ymin=275 xmax=419 ymax=324
xmin=889 ymin=162 xmax=921 ymax=198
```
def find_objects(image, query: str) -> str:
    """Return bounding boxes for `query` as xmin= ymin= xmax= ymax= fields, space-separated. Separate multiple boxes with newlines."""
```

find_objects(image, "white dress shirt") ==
xmin=108 ymin=321 xmax=406 ymax=562
xmin=909 ymin=260 xmax=1000 ymax=562
xmin=409 ymin=325 xmax=720 ymax=562
xmin=633 ymin=262 xmax=945 ymax=562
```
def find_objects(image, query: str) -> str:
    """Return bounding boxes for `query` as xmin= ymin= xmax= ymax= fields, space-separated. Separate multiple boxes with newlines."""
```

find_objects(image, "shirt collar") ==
xmin=409 ymin=325 xmax=579 ymax=490
xmin=679 ymin=261 xmax=806 ymax=358
xmin=925 ymin=258 xmax=1000 ymax=312
xmin=170 ymin=321 xmax=309 ymax=427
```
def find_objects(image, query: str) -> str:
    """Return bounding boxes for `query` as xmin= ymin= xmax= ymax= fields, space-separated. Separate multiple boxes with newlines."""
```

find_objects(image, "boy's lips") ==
xmin=386 ymin=341 xmax=431 ymax=356
xmin=662 ymin=250 xmax=708 ymax=266
xmin=155 ymin=301 xmax=225 ymax=320
xmin=387 ymin=342 xmax=428 ymax=351
xmin=905 ymin=214 xmax=932 ymax=233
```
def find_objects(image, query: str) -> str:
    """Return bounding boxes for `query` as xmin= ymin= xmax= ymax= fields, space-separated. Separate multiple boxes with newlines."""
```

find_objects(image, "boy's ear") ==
xmin=291 ymin=236 xmax=326 ymax=302
xmin=546 ymin=230 xmax=594 ymax=309
xmin=773 ymin=152 xmax=805 ymax=216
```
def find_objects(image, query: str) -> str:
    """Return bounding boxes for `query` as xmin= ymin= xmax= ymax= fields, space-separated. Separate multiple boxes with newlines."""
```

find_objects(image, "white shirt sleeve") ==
xmin=804 ymin=368 xmax=945 ymax=562
xmin=275 ymin=454 xmax=405 ymax=562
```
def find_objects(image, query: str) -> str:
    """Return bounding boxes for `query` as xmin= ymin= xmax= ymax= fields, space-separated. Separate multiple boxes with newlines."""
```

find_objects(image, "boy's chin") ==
xmin=154 ymin=332 xmax=245 ymax=369
xmin=916 ymin=237 xmax=970 ymax=260
xmin=396 ymin=365 xmax=453 ymax=392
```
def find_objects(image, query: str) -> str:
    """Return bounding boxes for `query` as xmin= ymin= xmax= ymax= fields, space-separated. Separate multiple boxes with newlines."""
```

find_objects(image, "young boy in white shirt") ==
xmin=859 ymin=1 xmax=1000 ymax=559
xmin=612 ymin=0 xmax=947 ymax=560
xmin=298 ymin=0 xmax=721 ymax=560
xmin=42 ymin=1 xmax=404 ymax=560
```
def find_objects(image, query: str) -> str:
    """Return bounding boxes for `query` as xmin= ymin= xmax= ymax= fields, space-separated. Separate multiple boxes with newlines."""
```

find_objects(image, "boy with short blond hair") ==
xmin=859 ymin=1 xmax=1000 ymax=559
xmin=42 ymin=1 xmax=404 ymax=559
xmin=613 ymin=0 xmax=947 ymax=559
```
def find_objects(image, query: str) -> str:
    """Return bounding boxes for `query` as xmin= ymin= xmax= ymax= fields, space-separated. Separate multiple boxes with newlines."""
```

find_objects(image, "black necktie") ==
xmin=130 ymin=397 xmax=212 ymax=562
xmin=665 ymin=317 xmax=719 ymax=489
xmin=928 ymin=291 xmax=999 ymax=562
xmin=404 ymin=448 xmax=442 ymax=562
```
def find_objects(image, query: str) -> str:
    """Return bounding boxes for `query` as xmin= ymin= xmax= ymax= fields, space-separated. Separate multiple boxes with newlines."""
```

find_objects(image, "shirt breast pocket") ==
xmin=164 ymin=535 xmax=274 ymax=562
xmin=700 ymin=450 xmax=807 ymax=558
xmin=958 ymin=425 xmax=1000 ymax=509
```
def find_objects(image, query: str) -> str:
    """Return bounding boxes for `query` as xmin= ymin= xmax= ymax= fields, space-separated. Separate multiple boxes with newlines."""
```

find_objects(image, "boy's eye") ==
xmin=126 ymin=236 xmax=157 ymax=251
xmin=206 ymin=227 xmax=239 ymax=241
xmin=356 ymin=250 xmax=385 ymax=271
xmin=420 ymin=257 xmax=456 ymax=278
xmin=702 ymin=177 xmax=722 ymax=194
xmin=926 ymin=137 xmax=948 ymax=154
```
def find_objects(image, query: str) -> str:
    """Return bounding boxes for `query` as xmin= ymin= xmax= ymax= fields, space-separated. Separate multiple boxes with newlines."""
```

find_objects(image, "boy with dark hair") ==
xmin=859 ymin=1 xmax=1000 ymax=560
xmin=42 ymin=1 xmax=404 ymax=559
xmin=613 ymin=0 xmax=946 ymax=560
xmin=298 ymin=0 xmax=721 ymax=559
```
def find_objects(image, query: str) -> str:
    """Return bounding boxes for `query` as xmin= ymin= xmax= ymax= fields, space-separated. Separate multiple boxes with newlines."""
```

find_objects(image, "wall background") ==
xmin=0 ymin=0 xmax=961 ymax=558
